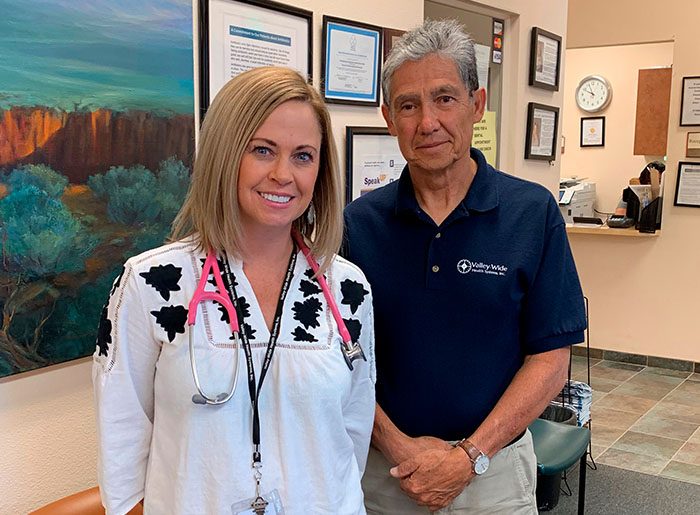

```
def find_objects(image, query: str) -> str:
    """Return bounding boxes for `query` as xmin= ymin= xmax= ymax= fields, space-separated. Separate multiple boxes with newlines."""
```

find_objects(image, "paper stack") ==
xmin=555 ymin=380 xmax=592 ymax=426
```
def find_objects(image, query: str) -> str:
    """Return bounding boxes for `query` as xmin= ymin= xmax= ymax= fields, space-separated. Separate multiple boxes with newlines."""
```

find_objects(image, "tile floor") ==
xmin=570 ymin=355 xmax=700 ymax=485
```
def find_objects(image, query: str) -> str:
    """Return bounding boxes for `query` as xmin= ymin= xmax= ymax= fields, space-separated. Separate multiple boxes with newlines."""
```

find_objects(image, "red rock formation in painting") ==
xmin=0 ymin=107 xmax=194 ymax=182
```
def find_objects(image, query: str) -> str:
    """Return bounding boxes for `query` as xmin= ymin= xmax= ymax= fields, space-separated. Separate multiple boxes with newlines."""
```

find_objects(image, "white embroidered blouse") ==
xmin=93 ymin=239 xmax=376 ymax=515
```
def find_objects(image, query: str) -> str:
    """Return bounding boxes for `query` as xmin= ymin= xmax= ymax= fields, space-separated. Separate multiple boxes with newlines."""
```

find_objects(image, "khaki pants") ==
xmin=362 ymin=431 xmax=538 ymax=514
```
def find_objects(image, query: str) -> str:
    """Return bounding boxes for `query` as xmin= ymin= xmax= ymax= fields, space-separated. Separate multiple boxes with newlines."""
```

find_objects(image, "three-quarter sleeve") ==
xmin=92 ymin=262 xmax=161 ymax=515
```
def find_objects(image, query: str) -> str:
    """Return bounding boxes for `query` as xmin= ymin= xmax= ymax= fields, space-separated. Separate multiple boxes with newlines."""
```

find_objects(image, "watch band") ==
xmin=454 ymin=438 xmax=490 ymax=475
xmin=455 ymin=438 xmax=483 ymax=463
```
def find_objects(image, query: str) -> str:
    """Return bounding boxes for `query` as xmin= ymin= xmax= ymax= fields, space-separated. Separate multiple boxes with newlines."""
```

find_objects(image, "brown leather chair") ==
xmin=29 ymin=487 xmax=143 ymax=515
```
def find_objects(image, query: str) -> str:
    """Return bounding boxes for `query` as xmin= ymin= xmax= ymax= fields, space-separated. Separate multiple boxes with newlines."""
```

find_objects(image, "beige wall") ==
xmin=561 ymin=42 xmax=673 ymax=211
xmin=0 ymin=360 xmax=96 ymax=514
xmin=567 ymin=0 xmax=700 ymax=361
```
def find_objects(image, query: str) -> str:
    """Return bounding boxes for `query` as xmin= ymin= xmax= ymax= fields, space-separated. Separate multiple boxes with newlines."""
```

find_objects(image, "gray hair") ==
xmin=382 ymin=19 xmax=478 ymax=106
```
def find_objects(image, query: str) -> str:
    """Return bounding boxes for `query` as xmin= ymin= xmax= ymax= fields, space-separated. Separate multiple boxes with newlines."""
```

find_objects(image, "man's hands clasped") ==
xmin=389 ymin=439 xmax=475 ymax=512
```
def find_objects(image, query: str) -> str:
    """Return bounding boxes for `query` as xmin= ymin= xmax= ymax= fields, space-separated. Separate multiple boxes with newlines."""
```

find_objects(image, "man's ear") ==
xmin=471 ymin=87 xmax=486 ymax=122
xmin=381 ymin=104 xmax=397 ymax=136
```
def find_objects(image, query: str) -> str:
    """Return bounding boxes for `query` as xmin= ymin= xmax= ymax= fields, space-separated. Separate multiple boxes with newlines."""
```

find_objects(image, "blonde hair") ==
xmin=171 ymin=67 xmax=343 ymax=272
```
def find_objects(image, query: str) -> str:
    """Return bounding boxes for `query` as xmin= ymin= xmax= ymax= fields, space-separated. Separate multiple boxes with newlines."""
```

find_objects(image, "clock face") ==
xmin=576 ymin=76 xmax=612 ymax=112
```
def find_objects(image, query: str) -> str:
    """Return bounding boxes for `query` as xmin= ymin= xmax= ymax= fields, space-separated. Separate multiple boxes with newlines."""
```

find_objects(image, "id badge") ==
xmin=231 ymin=489 xmax=285 ymax=515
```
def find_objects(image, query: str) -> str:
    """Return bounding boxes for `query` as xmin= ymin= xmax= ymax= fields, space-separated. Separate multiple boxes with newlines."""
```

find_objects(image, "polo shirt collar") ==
xmin=394 ymin=147 xmax=500 ymax=216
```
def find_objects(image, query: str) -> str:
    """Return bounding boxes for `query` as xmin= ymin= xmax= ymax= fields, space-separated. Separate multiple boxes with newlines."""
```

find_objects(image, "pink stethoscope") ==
xmin=187 ymin=230 xmax=366 ymax=406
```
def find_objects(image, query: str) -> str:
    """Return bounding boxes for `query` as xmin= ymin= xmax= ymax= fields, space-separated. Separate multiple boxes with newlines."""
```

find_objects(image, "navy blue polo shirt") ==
xmin=343 ymin=148 xmax=586 ymax=441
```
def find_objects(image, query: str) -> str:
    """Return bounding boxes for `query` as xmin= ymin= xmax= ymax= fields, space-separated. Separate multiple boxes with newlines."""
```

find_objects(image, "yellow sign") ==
xmin=472 ymin=111 xmax=497 ymax=166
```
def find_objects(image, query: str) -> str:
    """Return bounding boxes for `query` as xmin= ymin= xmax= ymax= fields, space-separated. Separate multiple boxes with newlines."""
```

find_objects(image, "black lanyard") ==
xmin=220 ymin=245 xmax=297 ymax=466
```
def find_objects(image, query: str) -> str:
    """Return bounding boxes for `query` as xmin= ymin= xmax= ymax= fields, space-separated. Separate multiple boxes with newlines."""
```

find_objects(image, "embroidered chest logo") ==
xmin=457 ymin=259 xmax=508 ymax=277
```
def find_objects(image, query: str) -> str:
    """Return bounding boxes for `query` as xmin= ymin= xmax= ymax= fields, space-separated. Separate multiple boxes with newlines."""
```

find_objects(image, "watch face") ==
xmin=474 ymin=454 xmax=490 ymax=475
xmin=576 ymin=76 xmax=612 ymax=112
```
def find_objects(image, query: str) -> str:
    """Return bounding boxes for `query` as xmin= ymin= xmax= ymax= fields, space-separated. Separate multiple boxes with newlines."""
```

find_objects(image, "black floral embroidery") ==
xmin=230 ymin=322 xmax=257 ymax=341
xmin=299 ymin=278 xmax=322 ymax=297
xmin=342 ymin=318 xmax=362 ymax=343
xmin=96 ymin=304 xmax=112 ymax=357
xmin=150 ymin=305 xmax=188 ymax=342
xmin=292 ymin=297 xmax=323 ymax=329
xmin=340 ymin=279 xmax=368 ymax=314
xmin=140 ymin=264 xmax=182 ymax=301
xmin=292 ymin=326 xmax=318 ymax=342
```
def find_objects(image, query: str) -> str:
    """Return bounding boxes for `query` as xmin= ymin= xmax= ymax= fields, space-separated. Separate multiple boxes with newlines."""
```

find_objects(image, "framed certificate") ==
xmin=199 ymin=0 xmax=312 ymax=115
xmin=528 ymin=27 xmax=562 ymax=91
xmin=346 ymin=127 xmax=405 ymax=203
xmin=322 ymin=16 xmax=382 ymax=106
xmin=686 ymin=132 xmax=700 ymax=158
xmin=580 ymin=116 xmax=605 ymax=147
xmin=525 ymin=103 xmax=559 ymax=161
xmin=674 ymin=161 xmax=700 ymax=208
xmin=680 ymin=76 xmax=700 ymax=126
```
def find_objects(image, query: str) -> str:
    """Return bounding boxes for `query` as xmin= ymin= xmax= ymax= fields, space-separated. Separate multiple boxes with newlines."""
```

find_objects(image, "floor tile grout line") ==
xmin=592 ymin=362 xmax=694 ymax=476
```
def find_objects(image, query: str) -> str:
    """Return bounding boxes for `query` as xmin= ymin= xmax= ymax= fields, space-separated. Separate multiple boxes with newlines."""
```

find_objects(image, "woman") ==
xmin=93 ymin=67 xmax=375 ymax=515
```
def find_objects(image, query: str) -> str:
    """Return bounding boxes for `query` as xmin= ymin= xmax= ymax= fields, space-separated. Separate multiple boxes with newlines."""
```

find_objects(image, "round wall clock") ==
xmin=575 ymin=75 xmax=612 ymax=113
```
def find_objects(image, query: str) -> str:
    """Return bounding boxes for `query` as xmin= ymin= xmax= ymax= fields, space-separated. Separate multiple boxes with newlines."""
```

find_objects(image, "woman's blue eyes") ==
xmin=251 ymin=146 xmax=314 ymax=163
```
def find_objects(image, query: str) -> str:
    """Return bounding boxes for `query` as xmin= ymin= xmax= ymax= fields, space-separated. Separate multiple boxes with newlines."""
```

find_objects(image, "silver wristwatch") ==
xmin=455 ymin=438 xmax=490 ymax=475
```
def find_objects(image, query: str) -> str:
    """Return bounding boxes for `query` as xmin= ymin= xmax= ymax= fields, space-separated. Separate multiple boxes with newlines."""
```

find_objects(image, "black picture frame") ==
xmin=525 ymin=102 xmax=559 ymax=161
xmin=673 ymin=161 xmax=700 ymax=208
xmin=580 ymin=116 xmax=606 ymax=147
xmin=322 ymin=16 xmax=382 ymax=106
xmin=346 ymin=126 xmax=404 ymax=204
xmin=199 ymin=0 xmax=313 ymax=119
xmin=680 ymin=76 xmax=700 ymax=126
xmin=528 ymin=27 xmax=562 ymax=91
xmin=382 ymin=27 xmax=405 ymax=62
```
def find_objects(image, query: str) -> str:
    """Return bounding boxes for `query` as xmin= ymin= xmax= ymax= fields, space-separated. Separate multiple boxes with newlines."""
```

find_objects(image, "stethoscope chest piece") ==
xmin=341 ymin=341 xmax=366 ymax=371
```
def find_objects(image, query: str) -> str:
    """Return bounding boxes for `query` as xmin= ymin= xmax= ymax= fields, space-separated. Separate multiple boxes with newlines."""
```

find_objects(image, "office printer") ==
xmin=559 ymin=178 xmax=596 ymax=224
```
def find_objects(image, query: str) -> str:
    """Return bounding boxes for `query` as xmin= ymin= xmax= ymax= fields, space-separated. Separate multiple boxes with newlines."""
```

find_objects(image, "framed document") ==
xmin=528 ymin=27 xmax=561 ymax=91
xmin=382 ymin=27 xmax=405 ymax=61
xmin=686 ymin=132 xmax=700 ymax=158
xmin=322 ymin=16 xmax=382 ymax=106
xmin=680 ymin=76 xmax=700 ymax=126
xmin=674 ymin=161 xmax=700 ymax=208
xmin=200 ymin=0 xmax=312 ymax=114
xmin=346 ymin=127 xmax=405 ymax=203
xmin=580 ymin=116 xmax=605 ymax=147
xmin=525 ymin=103 xmax=559 ymax=161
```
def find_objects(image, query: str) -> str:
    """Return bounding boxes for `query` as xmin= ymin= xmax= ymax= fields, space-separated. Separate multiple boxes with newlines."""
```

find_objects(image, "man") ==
xmin=344 ymin=19 xmax=586 ymax=514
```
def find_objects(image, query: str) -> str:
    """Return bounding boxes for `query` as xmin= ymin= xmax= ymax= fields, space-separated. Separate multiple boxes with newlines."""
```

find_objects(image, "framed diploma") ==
xmin=580 ymin=116 xmax=605 ymax=147
xmin=322 ymin=16 xmax=382 ymax=106
xmin=686 ymin=132 xmax=700 ymax=158
xmin=199 ymin=0 xmax=312 ymax=115
xmin=680 ymin=76 xmax=700 ymax=126
xmin=525 ymin=103 xmax=559 ymax=161
xmin=346 ymin=127 xmax=405 ymax=203
xmin=674 ymin=161 xmax=700 ymax=208
xmin=528 ymin=27 xmax=562 ymax=91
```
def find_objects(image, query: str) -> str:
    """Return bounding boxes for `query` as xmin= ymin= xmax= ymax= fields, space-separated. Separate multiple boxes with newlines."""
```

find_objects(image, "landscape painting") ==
xmin=0 ymin=0 xmax=195 ymax=377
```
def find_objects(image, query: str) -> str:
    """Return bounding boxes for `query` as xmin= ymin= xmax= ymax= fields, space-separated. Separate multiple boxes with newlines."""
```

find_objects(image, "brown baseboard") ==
xmin=572 ymin=345 xmax=700 ymax=373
